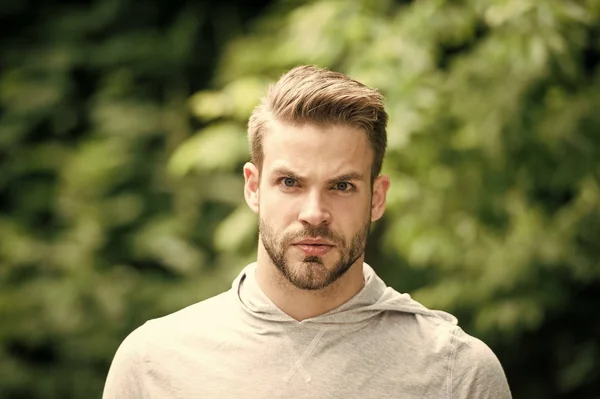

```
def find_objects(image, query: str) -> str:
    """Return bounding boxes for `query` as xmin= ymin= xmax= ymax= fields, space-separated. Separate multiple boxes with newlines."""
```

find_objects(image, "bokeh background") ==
xmin=1 ymin=0 xmax=599 ymax=397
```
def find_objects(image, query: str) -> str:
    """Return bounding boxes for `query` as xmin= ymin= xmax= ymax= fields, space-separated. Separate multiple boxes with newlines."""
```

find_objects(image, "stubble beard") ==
xmin=259 ymin=217 xmax=371 ymax=291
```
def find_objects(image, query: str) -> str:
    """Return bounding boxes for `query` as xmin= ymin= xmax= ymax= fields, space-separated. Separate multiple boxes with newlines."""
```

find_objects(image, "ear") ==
xmin=243 ymin=162 xmax=260 ymax=214
xmin=371 ymin=174 xmax=390 ymax=222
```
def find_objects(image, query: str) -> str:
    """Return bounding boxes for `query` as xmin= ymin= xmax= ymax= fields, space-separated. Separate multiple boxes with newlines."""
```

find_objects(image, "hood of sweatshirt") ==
xmin=234 ymin=262 xmax=457 ymax=327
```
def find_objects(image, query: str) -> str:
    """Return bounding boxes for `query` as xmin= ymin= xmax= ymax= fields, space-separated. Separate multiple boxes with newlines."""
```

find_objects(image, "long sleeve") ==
xmin=450 ymin=328 xmax=512 ymax=399
xmin=102 ymin=325 xmax=148 ymax=399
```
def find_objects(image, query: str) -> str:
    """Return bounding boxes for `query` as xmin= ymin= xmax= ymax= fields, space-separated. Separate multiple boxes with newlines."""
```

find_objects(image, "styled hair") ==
xmin=247 ymin=65 xmax=388 ymax=181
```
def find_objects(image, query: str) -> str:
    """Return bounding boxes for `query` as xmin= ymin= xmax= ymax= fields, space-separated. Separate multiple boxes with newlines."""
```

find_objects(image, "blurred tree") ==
xmin=2 ymin=0 xmax=600 ymax=398
xmin=0 ymin=0 xmax=271 ymax=397
xmin=175 ymin=0 xmax=600 ymax=398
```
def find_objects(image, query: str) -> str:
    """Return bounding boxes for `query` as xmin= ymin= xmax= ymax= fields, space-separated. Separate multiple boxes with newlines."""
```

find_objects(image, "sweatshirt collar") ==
xmin=235 ymin=262 xmax=386 ymax=324
xmin=233 ymin=262 xmax=458 ymax=326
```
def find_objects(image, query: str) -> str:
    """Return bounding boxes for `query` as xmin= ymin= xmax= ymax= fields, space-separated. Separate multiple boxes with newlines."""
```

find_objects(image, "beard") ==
xmin=259 ymin=217 xmax=371 ymax=291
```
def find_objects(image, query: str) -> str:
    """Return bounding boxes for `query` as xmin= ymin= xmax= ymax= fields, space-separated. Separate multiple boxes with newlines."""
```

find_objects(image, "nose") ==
xmin=298 ymin=191 xmax=331 ymax=226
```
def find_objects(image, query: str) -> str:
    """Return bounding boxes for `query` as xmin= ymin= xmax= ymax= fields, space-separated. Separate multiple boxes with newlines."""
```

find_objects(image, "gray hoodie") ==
xmin=103 ymin=263 xmax=512 ymax=398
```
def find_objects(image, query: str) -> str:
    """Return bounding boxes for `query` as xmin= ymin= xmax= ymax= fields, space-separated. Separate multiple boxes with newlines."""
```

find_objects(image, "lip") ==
xmin=292 ymin=238 xmax=335 ymax=256
xmin=293 ymin=244 xmax=334 ymax=256
xmin=293 ymin=238 xmax=334 ymax=246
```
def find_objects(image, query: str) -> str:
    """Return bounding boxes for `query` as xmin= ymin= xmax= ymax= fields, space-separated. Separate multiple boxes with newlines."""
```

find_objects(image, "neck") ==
xmin=255 ymin=244 xmax=365 ymax=321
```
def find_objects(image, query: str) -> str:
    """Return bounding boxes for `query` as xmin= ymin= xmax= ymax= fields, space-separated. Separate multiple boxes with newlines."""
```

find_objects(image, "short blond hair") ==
xmin=248 ymin=65 xmax=388 ymax=181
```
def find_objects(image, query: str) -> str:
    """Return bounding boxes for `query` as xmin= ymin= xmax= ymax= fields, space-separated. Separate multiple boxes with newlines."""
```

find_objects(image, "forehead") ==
xmin=261 ymin=121 xmax=373 ymax=177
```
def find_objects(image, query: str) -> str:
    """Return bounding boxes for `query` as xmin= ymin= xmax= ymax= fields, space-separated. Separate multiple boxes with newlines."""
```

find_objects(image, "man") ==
xmin=103 ymin=66 xmax=512 ymax=398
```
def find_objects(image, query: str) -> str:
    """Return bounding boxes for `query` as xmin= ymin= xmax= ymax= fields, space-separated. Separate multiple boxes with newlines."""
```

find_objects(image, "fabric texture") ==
xmin=103 ymin=263 xmax=512 ymax=398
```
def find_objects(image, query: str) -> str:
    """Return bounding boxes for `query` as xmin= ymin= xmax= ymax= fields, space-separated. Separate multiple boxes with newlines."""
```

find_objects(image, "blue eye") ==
xmin=283 ymin=178 xmax=296 ymax=187
xmin=335 ymin=182 xmax=349 ymax=191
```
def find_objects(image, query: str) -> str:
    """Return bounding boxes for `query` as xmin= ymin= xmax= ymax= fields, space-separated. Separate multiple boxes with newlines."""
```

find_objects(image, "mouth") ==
xmin=292 ymin=240 xmax=335 ymax=256
xmin=293 ymin=237 xmax=334 ymax=246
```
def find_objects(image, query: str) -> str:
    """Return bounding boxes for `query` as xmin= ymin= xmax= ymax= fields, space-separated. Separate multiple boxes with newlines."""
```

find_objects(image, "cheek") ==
xmin=331 ymin=196 xmax=371 ymax=229
xmin=336 ymin=193 xmax=371 ymax=214
xmin=259 ymin=190 xmax=297 ymax=223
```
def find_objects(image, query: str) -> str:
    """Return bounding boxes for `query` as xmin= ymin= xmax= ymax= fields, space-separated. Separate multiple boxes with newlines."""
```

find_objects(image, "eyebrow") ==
xmin=272 ymin=167 xmax=307 ymax=184
xmin=326 ymin=172 xmax=365 ymax=185
xmin=271 ymin=167 xmax=365 ymax=185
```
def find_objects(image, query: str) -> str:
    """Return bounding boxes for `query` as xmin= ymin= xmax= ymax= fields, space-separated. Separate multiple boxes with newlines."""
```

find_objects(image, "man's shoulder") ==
xmin=132 ymin=288 xmax=237 ymax=342
xmin=381 ymin=305 xmax=511 ymax=397
xmin=102 ymin=288 xmax=241 ymax=398
xmin=381 ymin=295 xmax=462 ymax=347
xmin=381 ymin=298 xmax=499 ymax=364
xmin=451 ymin=326 xmax=508 ymax=374
xmin=447 ymin=327 xmax=512 ymax=397
xmin=406 ymin=306 xmax=510 ymax=397
xmin=157 ymin=289 xmax=235 ymax=322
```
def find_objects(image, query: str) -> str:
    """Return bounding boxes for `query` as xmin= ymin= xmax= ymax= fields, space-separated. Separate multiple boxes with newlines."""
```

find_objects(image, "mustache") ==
xmin=286 ymin=225 xmax=341 ymax=244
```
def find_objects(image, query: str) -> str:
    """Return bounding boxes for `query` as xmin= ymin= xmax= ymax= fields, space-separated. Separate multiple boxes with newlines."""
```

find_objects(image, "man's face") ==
xmin=244 ymin=121 xmax=388 ymax=291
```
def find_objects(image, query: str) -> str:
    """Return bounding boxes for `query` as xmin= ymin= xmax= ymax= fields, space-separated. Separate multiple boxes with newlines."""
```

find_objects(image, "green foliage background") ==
xmin=1 ymin=0 xmax=599 ymax=398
